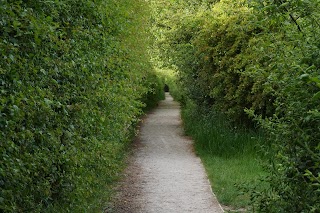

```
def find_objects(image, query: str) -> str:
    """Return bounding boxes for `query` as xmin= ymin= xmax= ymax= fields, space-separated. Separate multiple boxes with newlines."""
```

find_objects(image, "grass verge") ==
xmin=181 ymin=101 xmax=267 ymax=211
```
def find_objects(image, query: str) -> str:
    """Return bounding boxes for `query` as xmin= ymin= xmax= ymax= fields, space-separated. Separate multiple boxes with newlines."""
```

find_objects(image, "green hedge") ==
xmin=0 ymin=0 xmax=163 ymax=212
xmin=152 ymin=0 xmax=320 ymax=211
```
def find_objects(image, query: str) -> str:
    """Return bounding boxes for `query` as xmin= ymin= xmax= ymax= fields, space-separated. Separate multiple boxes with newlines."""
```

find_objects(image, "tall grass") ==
xmin=181 ymin=101 xmax=267 ymax=210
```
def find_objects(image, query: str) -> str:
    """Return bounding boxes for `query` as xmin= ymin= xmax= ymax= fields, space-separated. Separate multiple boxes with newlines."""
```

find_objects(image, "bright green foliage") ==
xmin=152 ymin=0 xmax=320 ymax=211
xmin=0 ymin=0 xmax=163 ymax=212
xmin=164 ymin=0 xmax=277 ymax=124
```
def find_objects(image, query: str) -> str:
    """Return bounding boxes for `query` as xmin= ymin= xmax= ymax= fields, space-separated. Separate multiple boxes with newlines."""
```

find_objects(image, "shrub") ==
xmin=152 ymin=0 xmax=320 ymax=211
xmin=0 ymin=0 xmax=162 ymax=211
xmin=245 ymin=1 xmax=320 ymax=211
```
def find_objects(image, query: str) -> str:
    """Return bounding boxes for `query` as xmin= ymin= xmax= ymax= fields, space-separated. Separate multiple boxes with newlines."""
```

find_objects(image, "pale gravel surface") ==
xmin=109 ymin=93 xmax=224 ymax=213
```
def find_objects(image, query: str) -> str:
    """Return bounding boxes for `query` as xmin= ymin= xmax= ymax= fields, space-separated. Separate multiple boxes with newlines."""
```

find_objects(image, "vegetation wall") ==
xmin=152 ymin=0 xmax=320 ymax=211
xmin=0 ymin=0 xmax=163 ymax=212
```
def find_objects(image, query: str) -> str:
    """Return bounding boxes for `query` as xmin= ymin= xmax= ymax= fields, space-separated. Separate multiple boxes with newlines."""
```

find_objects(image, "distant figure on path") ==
xmin=164 ymin=84 xmax=169 ymax=92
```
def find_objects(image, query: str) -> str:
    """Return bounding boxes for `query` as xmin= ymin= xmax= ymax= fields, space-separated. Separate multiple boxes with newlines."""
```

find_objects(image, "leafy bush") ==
xmin=244 ymin=1 xmax=320 ymax=211
xmin=156 ymin=0 xmax=276 ymax=125
xmin=141 ymin=71 xmax=165 ymax=111
xmin=0 ymin=0 xmax=163 ymax=212
xmin=152 ymin=0 xmax=320 ymax=211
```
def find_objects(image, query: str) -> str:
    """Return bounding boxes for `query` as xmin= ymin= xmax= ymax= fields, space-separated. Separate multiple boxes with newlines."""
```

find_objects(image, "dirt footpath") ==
xmin=110 ymin=93 xmax=224 ymax=213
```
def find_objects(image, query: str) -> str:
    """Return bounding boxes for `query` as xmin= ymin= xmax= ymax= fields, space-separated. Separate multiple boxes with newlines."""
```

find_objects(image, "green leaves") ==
xmin=154 ymin=0 xmax=320 ymax=211
xmin=0 ymin=0 xmax=161 ymax=212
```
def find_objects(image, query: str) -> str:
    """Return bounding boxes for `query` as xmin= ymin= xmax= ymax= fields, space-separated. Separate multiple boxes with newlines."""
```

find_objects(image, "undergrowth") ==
xmin=181 ymin=101 xmax=267 ymax=210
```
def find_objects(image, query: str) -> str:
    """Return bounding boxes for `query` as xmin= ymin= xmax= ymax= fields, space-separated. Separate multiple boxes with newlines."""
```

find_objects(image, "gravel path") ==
xmin=110 ymin=93 xmax=224 ymax=213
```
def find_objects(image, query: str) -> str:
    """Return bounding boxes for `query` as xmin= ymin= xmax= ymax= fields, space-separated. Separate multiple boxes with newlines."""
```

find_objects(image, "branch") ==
xmin=289 ymin=14 xmax=302 ymax=32
xmin=278 ymin=0 xmax=303 ymax=32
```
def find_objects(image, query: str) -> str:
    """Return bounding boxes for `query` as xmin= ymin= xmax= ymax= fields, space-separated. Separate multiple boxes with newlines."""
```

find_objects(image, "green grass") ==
xmin=200 ymin=153 xmax=265 ymax=210
xmin=181 ymin=101 xmax=267 ymax=211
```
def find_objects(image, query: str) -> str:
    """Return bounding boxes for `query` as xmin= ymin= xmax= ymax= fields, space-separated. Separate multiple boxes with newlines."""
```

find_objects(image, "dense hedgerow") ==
xmin=245 ymin=1 xmax=320 ymax=211
xmin=152 ymin=0 xmax=320 ymax=211
xmin=0 ymin=0 xmax=163 ymax=212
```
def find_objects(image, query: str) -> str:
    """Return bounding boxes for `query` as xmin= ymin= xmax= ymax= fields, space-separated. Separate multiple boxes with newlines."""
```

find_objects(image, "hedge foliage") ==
xmin=0 ymin=0 xmax=163 ymax=212
xmin=153 ymin=0 xmax=320 ymax=211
